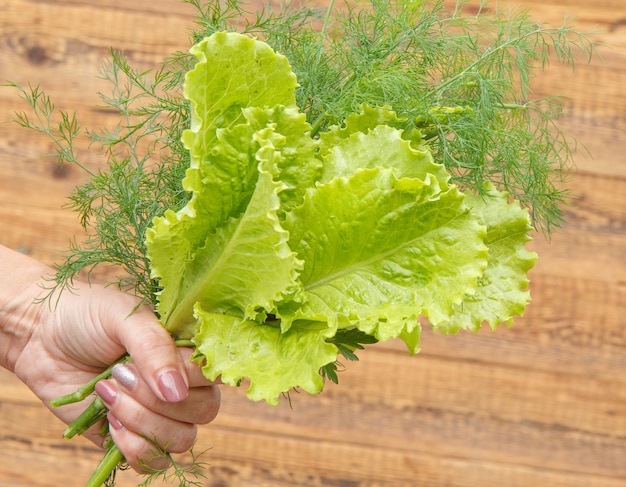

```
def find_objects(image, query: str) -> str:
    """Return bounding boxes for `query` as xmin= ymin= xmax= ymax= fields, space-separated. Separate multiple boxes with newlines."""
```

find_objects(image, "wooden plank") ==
xmin=417 ymin=273 xmax=626 ymax=378
xmin=1 ymin=0 xmax=625 ymax=486
xmin=2 ymin=364 xmax=624 ymax=486
xmin=193 ymin=429 xmax=626 ymax=487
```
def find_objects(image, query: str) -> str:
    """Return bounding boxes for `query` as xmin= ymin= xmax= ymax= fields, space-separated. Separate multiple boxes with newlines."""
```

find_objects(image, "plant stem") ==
xmin=62 ymin=397 xmax=108 ymax=439
xmin=85 ymin=440 xmax=125 ymax=487
xmin=50 ymin=355 xmax=130 ymax=407
xmin=51 ymin=342 xmax=197 ymax=485
xmin=320 ymin=0 xmax=336 ymax=40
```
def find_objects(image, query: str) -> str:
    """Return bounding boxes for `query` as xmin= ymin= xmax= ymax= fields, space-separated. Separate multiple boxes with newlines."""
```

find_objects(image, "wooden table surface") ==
xmin=1 ymin=0 xmax=625 ymax=486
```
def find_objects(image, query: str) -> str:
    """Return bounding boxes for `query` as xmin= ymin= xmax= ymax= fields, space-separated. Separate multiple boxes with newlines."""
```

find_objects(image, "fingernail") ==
xmin=157 ymin=370 xmax=188 ymax=402
xmin=95 ymin=380 xmax=118 ymax=406
xmin=111 ymin=363 xmax=138 ymax=391
xmin=107 ymin=412 xmax=124 ymax=431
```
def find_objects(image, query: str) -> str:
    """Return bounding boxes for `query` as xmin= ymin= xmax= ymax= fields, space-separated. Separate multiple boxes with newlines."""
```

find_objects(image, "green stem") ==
xmin=62 ymin=397 xmax=108 ymax=439
xmin=85 ymin=441 xmax=125 ymax=487
xmin=52 ymin=342 xmax=198 ymax=485
xmin=495 ymin=102 xmax=528 ymax=110
xmin=53 ymin=341 xmax=196 ymax=436
xmin=320 ymin=0 xmax=336 ymax=40
xmin=50 ymin=355 xmax=130 ymax=408
xmin=309 ymin=111 xmax=327 ymax=138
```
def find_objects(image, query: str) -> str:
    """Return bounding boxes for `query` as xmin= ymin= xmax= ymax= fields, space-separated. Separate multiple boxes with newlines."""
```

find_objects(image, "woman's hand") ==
xmin=1 ymin=246 xmax=220 ymax=472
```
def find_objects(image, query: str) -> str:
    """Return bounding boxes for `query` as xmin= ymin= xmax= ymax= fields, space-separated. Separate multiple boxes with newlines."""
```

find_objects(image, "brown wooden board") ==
xmin=1 ymin=0 xmax=625 ymax=485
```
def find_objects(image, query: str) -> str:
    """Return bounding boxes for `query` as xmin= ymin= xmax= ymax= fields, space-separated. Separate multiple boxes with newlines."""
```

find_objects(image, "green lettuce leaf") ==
xmin=146 ymin=33 xmax=303 ymax=338
xmin=182 ymin=31 xmax=297 ymax=152
xmin=320 ymin=123 xmax=449 ymax=187
xmin=244 ymin=105 xmax=321 ymax=213
xmin=147 ymin=162 xmax=302 ymax=338
xmin=318 ymin=104 xmax=426 ymax=156
xmin=435 ymin=182 xmax=538 ymax=333
xmin=146 ymin=32 xmax=535 ymax=404
xmin=279 ymin=165 xmax=488 ymax=350
xmin=193 ymin=308 xmax=338 ymax=405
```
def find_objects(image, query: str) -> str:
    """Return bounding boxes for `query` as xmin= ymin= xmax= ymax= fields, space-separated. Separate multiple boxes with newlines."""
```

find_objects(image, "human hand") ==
xmin=3 ymin=249 xmax=220 ymax=472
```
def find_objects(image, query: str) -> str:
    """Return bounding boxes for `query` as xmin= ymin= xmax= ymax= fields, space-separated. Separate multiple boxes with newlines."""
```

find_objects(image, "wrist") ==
xmin=0 ymin=245 xmax=51 ymax=373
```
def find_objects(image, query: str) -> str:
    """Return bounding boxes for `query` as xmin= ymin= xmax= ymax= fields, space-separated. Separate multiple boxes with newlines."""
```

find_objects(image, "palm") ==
xmin=13 ymin=282 xmax=144 ymax=443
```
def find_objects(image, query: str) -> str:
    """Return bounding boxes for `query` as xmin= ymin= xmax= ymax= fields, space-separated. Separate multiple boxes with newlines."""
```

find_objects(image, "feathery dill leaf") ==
xmin=10 ymin=0 xmax=596 ymax=303
xmin=135 ymin=441 xmax=209 ymax=487
xmin=179 ymin=0 xmax=596 ymax=234
xmin=9 ymin=52 xmax=190 ymax=304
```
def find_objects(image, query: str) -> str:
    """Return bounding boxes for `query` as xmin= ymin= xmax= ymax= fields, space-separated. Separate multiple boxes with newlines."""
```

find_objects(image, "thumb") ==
xmin=112 ymin=306 xmax=189 ymax=403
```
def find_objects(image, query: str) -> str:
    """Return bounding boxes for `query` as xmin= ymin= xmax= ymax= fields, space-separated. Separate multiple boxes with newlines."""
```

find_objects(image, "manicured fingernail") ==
xmin=107 ymin=412 xmax=124 ymax=431
xmin=95 ymin=380 xmax=118 ymax=406
xmin=157 ymin=370 xmax=188 ymax=402
xmin=111 ymin=363 xmax=137 ymax=391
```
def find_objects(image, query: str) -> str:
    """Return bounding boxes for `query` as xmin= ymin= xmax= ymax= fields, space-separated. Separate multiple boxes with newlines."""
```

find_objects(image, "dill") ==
xmin=135 ymin=441 xmax=209 ymax=487
xmin=10 ymin=0 xmax=596 ymax=302
xmin=268 ymin=0 xmax=596 ymax=234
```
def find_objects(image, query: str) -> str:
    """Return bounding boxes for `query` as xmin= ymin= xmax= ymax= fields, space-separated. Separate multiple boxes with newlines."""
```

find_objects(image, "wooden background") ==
xmin=1 ymin=0 xmax=625 ymax=485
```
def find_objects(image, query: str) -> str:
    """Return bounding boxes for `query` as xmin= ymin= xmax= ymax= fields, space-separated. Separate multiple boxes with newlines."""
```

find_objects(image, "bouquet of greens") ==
xmin=11 ymin=0 xmax=595 ymax=485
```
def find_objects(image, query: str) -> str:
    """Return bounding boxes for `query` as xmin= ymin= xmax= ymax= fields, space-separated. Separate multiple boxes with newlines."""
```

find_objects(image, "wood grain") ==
xmin=1 ymin=0 xmax=625 ymax=486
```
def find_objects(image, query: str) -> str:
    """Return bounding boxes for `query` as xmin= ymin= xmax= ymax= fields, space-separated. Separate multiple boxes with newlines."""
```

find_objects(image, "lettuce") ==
xmin=146 ymin=32 xmax=537 ymax=404
xmin=434 ymin=182 xmax=538 ymax=334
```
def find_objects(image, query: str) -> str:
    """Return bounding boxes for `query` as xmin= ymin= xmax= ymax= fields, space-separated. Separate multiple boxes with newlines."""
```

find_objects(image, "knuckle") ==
xmin=195 ymin=387 xmax=221 ymax=424
xmin=168 ymin=423 xmax=197 ymax=453
xmin=111 ymin=428 xmax=168 ymax=473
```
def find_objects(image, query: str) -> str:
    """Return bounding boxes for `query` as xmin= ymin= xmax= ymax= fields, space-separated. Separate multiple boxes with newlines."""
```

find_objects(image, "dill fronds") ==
xmin=10 ymin=0 xmax=596 ymax=307
xmin=136 ymin=440 xmax=209 ymax=487
xmin=179 ymin=0 xmax=597 ymax=234
xmin=9 ymin=49 xmax=191 ymax=303
xmin=277 ymin=0 xmax=596 ymax=235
